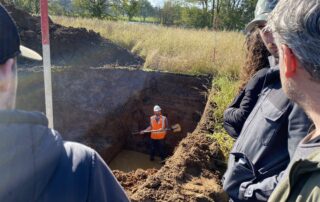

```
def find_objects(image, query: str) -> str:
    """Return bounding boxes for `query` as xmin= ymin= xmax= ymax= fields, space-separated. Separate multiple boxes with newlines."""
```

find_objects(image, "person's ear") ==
xmin=282 ymin=45 xmax=297 ymax=78
xmin=0 ymin=59 xmax=15 ymax=91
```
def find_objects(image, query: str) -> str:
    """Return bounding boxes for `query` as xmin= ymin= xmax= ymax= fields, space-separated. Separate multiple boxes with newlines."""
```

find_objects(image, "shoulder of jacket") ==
xmin=63 ymin=141 xmax=95 ymax=162
xmin=255 ymin=67 xmax=270 ymax=77
xmin=252 ymin=68 xmax=273 ymax=83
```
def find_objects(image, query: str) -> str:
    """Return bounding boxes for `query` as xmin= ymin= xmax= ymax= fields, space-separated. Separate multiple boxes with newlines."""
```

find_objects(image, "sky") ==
xmin=149 ymin=0 xmax=164 ymax=7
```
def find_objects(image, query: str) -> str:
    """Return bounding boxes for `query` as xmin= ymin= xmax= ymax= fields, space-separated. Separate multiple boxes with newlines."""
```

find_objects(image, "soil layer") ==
xmin=16 ymin=67 xmax=211 ymax=163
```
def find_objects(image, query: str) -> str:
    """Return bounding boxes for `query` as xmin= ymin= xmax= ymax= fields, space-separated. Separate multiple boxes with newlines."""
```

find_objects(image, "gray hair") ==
xmin=268 ymin=0 xmax=320 ymax=81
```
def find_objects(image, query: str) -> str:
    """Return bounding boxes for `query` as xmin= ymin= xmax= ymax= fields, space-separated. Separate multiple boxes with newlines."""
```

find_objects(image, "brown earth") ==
xmin=2 ymin=2 xmax=143 ymax=67
xmin=113 ymin=169 xmax=158 ymax=196
xmin=114 ymin=98 xmax=229 ymax=202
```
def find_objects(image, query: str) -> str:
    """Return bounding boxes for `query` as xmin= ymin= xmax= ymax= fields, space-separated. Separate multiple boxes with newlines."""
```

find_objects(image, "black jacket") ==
xmin=224 ymin=68 xmax=272 ymax=138
xmin=222 ymin=68 xmax=311 ymax=201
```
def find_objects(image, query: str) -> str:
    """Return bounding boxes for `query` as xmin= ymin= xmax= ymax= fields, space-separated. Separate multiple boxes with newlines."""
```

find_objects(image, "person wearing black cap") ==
xmin=0 ymin=4 xmax=129 ymax=202
xmin=222 ymin=0 xmax=311 ymax=201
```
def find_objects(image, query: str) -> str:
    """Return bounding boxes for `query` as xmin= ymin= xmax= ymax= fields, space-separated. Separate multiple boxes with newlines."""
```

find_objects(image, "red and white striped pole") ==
xmin=40 ymin=0 xmax=54 ymax=128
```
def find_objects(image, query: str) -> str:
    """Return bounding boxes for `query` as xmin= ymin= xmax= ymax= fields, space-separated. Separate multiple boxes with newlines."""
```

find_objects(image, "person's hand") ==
xmin=139 ymin=130 xmax=145 ymax=135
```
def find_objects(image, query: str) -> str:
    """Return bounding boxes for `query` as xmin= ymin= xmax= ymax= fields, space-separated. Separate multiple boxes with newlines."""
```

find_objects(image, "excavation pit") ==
xmin=16 ymin=67 xmax=211 ymax=165
xmin=109 ymin=150 xmax=162 ymax=172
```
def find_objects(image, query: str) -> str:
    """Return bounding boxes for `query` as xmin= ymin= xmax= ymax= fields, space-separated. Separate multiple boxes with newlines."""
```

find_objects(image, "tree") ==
xmin=161 ymin=0 xmax=181 ymax=25
xmin=183 ymin=0 xmax=258 ymax=30
xmin=73 ymin=0 xmax=112 ymax=18
xmin=138 ymin=0 xmax=154 ymax=21
xmin=180 ymin=6 xmax=211 ymax=28
xmin=185 ymin=0 xmax=212 ymax=27
xmin=49 ymin=0 xmax=72 ymax=15
xmin=122 ymin=0 xmax=139 ymax=21
xmin=14 ymin=0 xmax=40 ymax=14
xmin=215 ymin=0 xmax=257 ymax=30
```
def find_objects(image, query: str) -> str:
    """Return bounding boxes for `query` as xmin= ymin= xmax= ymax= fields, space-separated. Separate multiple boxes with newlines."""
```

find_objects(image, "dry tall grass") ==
xmin=52 ymin=16 xmax=245 ymax=76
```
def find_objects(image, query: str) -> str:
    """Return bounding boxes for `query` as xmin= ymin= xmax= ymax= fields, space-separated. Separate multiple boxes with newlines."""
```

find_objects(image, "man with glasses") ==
xmin=222 ymin=0 xmax=311 ymax=201
xmin=267 ymin=0 xmax=320 ymax=201
xmin=0 ymin=4 xmax=129 ymax=201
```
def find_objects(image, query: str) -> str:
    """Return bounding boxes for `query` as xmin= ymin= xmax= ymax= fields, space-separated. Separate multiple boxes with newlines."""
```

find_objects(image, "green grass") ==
xmin=209 ymin=75 xmax=238 ymax=159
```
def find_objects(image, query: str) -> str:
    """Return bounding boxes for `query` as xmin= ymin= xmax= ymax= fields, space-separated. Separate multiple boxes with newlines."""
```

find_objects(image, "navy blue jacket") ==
xmin=0 ymin=110 xmax=129 ymax=202
xmin=222 ymin=68 xmax=311 ymax=201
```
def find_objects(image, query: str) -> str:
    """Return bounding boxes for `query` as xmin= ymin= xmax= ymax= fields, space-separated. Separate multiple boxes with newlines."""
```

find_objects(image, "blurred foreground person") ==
xmin=267 ymin=0 xmax=320 ymax=201
xmin=222 ymin=0 xmax=311 ymax=201
xmin=0 ymin=4 xmax=129 ymax=202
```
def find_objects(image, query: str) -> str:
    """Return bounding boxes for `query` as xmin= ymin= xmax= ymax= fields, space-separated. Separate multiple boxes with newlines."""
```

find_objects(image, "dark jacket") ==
xmin=0 ymin=110 xmax=129 ymax=202
xmin=224 ymin=68 xmax=271 ymax=138
xmin=222 ymin=68 xmax=311 ymax=201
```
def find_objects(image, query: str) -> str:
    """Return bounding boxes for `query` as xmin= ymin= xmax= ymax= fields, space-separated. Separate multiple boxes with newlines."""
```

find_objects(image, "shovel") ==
xmin=133 ymin=124 xmax=182 ymax=135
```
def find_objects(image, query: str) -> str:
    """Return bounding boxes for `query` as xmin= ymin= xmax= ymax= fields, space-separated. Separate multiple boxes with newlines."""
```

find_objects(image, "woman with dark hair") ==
xmin=238 ymin=29 xmax=270 ymax=91
xmin=223 ymin=28 xmax=271 ymax=138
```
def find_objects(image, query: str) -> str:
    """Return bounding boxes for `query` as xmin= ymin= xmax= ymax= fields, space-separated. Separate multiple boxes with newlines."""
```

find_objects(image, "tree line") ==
xmin=7 ymin=0 xmax=257 ymax=30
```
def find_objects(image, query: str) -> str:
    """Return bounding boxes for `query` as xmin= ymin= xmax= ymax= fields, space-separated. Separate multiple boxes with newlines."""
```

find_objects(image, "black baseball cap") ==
xmin=0 ymin=4 xmax=42 ymax=64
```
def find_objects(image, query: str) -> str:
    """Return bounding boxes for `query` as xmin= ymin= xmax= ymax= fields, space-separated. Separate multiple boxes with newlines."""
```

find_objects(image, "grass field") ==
xmin=52 ymin=16 xmax=242 ymax=158
xmin=52 ymin=16 xmax=245 ymax=77
xmin=118 ymin=16 xmax=160 ymax=23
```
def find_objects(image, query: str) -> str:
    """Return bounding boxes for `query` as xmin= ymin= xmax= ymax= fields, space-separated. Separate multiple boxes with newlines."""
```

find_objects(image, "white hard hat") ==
xmin=153 ymin=105 xmax=161 ymax=112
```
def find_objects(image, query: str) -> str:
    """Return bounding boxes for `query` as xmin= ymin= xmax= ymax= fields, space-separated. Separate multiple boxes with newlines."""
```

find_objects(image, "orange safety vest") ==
xmin=150 ymin=115 xmax=167 ymax=140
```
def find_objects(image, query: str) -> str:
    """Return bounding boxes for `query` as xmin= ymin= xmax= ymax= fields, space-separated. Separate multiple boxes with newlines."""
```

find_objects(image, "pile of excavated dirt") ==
xmin=115 ymin=133 xmax=228 ymax=202
xmin=113 ymin=169 xmax=158 ymax=196
xmin=113 ymin=99 xmax=229 ymax=202
xmin=2 ymin=2 xmax=143 ymax=67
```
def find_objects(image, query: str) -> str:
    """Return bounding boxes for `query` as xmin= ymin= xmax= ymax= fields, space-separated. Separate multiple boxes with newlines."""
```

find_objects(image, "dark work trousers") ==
xmin=150 ymin=139 xmax=165 ymax=161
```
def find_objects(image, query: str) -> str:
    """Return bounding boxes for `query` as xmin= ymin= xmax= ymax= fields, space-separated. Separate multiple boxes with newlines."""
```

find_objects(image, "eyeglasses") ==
xmin=256 ymin=24 xmax=272 ymax=34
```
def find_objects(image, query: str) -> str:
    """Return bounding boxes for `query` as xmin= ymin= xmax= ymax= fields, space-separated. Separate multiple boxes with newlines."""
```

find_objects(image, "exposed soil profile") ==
xmin=114 ymin=101 xmax=229 ymax=202
xmin=16 ymin=68 xmax=211 ymax=163
xmin=2 ymin=2 xmax=144 ymax=68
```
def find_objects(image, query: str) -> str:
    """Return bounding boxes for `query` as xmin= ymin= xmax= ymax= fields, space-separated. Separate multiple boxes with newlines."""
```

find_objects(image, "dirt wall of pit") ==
xmin=16 ymin=68 xmax=211 ymax=162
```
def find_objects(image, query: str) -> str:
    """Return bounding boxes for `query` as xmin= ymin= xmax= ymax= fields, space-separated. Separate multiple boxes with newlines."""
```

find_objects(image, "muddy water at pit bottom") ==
xmin=109 ymin=150 xmax=162 ymax=172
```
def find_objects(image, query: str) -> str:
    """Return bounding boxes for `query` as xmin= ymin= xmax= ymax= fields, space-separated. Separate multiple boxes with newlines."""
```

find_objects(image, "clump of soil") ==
xmin=2 ymin=2 xmax=144 ymax=67
xmin=113 ymin=169 xmax=158 ymax=196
